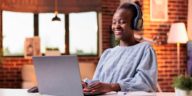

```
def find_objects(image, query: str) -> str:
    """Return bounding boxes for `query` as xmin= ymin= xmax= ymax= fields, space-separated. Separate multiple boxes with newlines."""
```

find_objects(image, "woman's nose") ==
xmin=113 ymin=23 xmax=121 ymax=29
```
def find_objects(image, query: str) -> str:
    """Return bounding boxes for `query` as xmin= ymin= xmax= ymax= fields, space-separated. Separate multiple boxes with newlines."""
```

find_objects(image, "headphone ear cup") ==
xmin=136 ymin=18 xmax=143 ymax=30
xmin=130 ymin=18 xmax=135 ymax=29
xmin=133 ymin=17 xmax=138 ymax=30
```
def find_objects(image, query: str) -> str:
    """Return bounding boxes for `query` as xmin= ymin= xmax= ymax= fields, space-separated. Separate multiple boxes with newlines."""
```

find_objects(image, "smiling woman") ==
xmin=82 ymin=2 xmax=157 ymax=94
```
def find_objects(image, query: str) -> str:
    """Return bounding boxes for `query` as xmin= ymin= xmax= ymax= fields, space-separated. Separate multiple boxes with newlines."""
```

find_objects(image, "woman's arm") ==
xmin=118 ymin=47 xmax=157 ymax=92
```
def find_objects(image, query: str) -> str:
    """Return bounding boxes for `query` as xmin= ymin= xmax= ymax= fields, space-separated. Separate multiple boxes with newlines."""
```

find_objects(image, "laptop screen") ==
xmin=32 ymin=55 xmax=84 ymax=96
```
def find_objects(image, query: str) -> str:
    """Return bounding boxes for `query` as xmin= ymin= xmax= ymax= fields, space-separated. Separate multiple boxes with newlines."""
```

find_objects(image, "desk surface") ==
xmin=0 ymin=89 xmax=175 ymax=96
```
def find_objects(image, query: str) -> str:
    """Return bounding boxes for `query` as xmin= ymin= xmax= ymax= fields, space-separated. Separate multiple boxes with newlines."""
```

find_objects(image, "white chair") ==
xmin=79 ymin=62 xmax=96 ymax=80
xmin=21 ymin=64 xmax=37 ymax=89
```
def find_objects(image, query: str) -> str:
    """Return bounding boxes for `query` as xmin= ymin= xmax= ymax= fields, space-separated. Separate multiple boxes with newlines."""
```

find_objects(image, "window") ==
xmin=39 ymin=13 xmax=65 ymax=53
xmin=2 ymin=11 xmax=98 ymax=56
xmin=69 ymin=12 xmax=98 ymax=55
xmin=2 ymin=11 xmax=34 ymax=56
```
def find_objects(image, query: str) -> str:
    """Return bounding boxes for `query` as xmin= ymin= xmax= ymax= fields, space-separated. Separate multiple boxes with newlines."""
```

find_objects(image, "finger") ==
xmin=90 ymin=87 xmax=103 ymax=93
xmin=81 ymin=81 xmax=87 ymax=88
xmin=89 ymin=83 xmax=103 ymax=92
xmin=88 ymin=82 xmax=101 ymax=88
xmin=83 ymin=88 xmax=91 ymax=92
xmin=91 ymin=83 xmax=111 ymax=93
xmin=89 ymin=84 xmax=102 ymax=90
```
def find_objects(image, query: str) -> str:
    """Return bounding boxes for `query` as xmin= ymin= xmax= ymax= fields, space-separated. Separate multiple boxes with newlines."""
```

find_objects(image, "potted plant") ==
xmin=45 ymin=47 xmax=60 ymax=56
xmin=173 ymin=75 xmax=192 ymax=96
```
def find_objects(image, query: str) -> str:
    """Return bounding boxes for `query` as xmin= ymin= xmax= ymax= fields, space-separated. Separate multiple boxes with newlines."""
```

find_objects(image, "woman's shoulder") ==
xmin=101 ymin=46 xmax=121 ymax=55
xmin=134 ymin=42 xmax=155 ymax=53
xmin=136 ymin=41 xmax=152 ymax=49
xmin=102 ymin=42 xmax=153 ymax=54
xmin=118 ymin=41 xmax=152 ymax=49
xmin=101 ymin=48 xmax=112 ymax=55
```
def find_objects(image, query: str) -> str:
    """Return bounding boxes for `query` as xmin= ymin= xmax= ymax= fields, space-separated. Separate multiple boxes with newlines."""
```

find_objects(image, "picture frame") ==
xmin=150 ymin=0 xmax=168 ymax=21
xmin=24 ymin=37 xmax=41 ymax=59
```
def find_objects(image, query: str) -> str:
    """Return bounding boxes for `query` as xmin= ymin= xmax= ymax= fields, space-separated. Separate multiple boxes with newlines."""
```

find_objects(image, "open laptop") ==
xmin=32 ymin=55 xmax=84 ymax=96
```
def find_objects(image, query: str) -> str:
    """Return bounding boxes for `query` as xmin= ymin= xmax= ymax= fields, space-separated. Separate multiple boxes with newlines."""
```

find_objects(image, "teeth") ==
xmin=115 ymin=31 xmax=121 ymax=33
xmin=115 ymin=31 xmax=121 ymax=35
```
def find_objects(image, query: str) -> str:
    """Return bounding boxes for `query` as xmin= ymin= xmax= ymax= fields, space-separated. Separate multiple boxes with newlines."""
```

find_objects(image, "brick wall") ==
xmin=0 ymin=0 xmax=189 ymax=92
xmin=101 ymin=0 xmax=120 ymax=50
xmin=0 ymin=58 xmax=32 ymax=88
xmin=142 ymin=0 xmax=188 ymax=92
xmin=0 ymin=57 xmax=99 ymax=88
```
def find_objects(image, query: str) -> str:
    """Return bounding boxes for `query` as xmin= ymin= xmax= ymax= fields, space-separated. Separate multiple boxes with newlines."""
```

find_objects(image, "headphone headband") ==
xmin=131 ymin=3 xmax=143 ymax=30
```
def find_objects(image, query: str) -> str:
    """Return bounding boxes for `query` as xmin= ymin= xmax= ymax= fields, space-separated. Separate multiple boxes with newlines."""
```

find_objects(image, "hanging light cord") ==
xmin=54 ymin=0 xmax=58 ymax=15
xmin=52 ymin=0 xmax=61 ymax=21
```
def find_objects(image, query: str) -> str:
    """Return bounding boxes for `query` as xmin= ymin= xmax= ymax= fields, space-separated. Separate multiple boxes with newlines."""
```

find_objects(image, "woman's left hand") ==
xmin=84 ymin=82 xmax=112 ymax=93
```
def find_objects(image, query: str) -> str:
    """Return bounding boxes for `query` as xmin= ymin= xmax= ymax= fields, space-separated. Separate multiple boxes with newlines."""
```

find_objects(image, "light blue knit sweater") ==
xmin=93 ymin=42 xmax=157 ymax=92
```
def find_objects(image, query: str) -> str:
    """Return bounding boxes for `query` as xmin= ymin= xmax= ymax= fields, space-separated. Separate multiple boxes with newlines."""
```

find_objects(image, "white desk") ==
xmin=0 ymin=89 xmax=175 ymax=96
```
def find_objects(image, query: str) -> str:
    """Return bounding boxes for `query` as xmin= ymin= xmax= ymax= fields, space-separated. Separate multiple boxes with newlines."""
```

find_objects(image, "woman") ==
xmin=83 ymin=2 xmax=157 ymax=93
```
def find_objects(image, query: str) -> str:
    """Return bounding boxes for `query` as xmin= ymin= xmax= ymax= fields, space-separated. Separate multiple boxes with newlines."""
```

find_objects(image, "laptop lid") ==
xmin=32 ymin=55 xmax=83 ymax=96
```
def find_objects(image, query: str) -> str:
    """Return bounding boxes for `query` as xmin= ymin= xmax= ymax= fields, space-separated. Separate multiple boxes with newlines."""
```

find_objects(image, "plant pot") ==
xmin=45 ymin=50 xmax=60 ymax=56
xmin=175 ymin=88 xmax=192 ymax=96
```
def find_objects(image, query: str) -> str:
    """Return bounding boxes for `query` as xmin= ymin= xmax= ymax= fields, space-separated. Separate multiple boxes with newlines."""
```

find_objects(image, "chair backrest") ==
xmin=79 ymin=62 xmax=96 ymax=79
xmin=22 ymin=64 xmax=37 ymax=89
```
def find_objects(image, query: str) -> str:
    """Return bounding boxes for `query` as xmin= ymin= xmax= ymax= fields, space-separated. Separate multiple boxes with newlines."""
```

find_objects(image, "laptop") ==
xmin=32 ymin=55 xmax=84 ymax=96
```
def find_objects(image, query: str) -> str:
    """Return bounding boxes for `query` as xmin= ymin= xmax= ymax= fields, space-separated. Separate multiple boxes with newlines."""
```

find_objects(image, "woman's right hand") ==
xmin=81 ymin=81 xmax=87 ymax=89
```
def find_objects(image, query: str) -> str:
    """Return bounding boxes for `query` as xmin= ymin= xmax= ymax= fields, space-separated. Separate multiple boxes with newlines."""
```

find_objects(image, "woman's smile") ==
xmin=114 ymin=30 xmax=123 ymax=36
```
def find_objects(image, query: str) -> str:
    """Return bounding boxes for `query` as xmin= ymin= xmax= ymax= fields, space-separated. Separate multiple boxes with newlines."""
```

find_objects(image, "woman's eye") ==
xmin=119 ymin=20 xmax=126 ymax=24
xmin=112 ymin=20 xmax=127 ymax=25
xmin=112 ymin=21 xmax=116 ymax=24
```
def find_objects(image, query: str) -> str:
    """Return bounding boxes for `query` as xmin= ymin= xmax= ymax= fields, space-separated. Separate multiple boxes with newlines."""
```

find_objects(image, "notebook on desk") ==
xmin=32 ymin=55 xmax=103 ymax=96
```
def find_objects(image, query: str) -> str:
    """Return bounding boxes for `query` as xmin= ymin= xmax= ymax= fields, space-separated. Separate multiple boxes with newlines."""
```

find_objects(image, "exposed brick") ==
xmin=0 ymin=0 xmax=189 ymax=91
xmin=143 ymin=0 xmax=188 ymax=92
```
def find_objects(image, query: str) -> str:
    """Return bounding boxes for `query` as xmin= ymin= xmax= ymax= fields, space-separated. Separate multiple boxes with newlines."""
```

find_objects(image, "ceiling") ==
xmin=0 ymin=0 xmax=101 ymax=13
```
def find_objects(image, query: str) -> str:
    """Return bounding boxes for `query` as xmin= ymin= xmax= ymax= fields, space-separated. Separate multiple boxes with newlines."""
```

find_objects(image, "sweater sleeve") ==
xmin=118 ymin=46 xmax=157 ymax=92
xmin=92 ymin=49 xmax=111 ymax=80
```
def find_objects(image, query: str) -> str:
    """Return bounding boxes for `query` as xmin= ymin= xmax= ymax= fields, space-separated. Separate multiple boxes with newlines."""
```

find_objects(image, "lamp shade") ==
xmin=52 ymin=14 xmax=61 ymax=21
xmin=167 ymin=23 xmax=189 ymax=43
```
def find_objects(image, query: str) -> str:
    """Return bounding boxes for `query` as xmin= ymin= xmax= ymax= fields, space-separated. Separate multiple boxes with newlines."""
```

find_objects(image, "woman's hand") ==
xmin=81 ymin=81 xmax=87 ymax=88
xmin=83 ymin=82 xmax=120 ymax=93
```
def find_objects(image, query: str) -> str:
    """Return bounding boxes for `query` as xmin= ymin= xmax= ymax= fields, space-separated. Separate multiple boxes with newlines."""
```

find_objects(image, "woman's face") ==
xmin=112 ymin=9 xmax=133 ymax=41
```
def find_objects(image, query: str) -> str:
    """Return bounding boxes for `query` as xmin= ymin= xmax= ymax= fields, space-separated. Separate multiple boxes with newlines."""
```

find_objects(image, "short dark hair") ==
xmin=116 ymin=1 xmax=143 ymax=30
xmin=117 ymin=1 xmax=142 ymax=19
